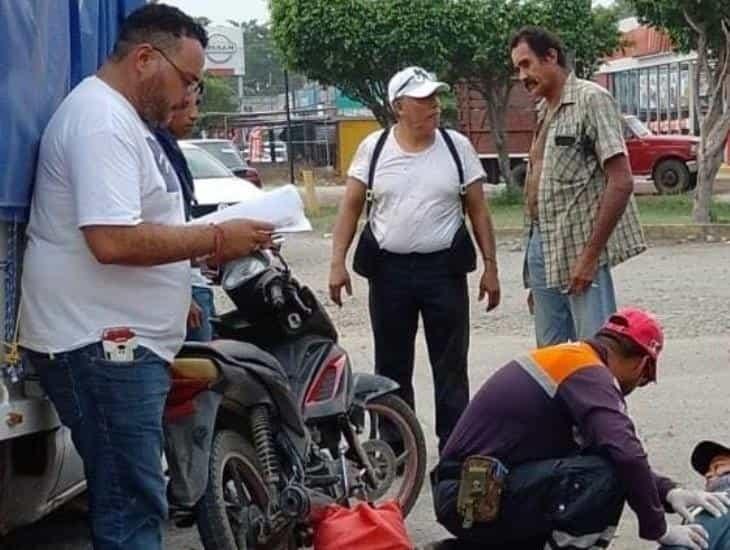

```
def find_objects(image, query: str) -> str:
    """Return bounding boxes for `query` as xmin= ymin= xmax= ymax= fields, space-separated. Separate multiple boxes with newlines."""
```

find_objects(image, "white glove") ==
xmin=667 ymin=487 xmax=730 ymax=522
xmin=658 ymin=524 xmax=709 ymax=550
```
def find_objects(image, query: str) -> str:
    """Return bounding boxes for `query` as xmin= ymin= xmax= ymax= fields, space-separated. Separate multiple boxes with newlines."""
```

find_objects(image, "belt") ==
xmin=381 ymin=248 xmax=450 ymax=260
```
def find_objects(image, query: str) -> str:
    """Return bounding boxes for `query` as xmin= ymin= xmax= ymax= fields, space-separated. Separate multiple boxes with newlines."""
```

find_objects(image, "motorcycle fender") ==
xmin=352 ymin=373 xmax=399 ymax=408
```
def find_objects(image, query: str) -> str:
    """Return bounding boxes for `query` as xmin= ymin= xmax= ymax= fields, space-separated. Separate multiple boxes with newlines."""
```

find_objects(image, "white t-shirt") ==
xmin=20 ymin=76 xmax=191 ymax=362
xmin=348 ymin=128 xmax=485 ymax=254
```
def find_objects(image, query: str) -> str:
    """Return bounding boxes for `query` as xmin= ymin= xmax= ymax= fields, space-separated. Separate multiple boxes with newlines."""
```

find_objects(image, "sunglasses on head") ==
xmin=394 ymin=68 xmax=433 ymax=97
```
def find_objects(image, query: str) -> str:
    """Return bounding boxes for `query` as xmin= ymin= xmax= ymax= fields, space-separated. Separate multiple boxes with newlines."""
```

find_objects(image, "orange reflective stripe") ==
xmin=528 ymin=342 xmax=603 ymax=386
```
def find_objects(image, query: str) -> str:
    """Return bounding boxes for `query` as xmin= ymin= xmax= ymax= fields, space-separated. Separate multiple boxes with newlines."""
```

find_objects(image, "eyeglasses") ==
xmin=639 ymin=355 xmax=657 ymax=385
xmin=152 ymin=46 xmax=201 ymax=96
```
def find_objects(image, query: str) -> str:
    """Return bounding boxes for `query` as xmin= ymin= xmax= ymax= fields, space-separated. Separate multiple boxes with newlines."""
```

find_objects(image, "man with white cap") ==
xmin=329 ymin=66 xmax=500 ymax=454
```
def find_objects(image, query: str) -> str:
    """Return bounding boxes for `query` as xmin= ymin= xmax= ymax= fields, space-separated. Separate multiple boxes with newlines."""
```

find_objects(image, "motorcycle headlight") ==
xmin=690 ymin=144 xmax=698 ymax=156
xmin=222 ymin=253 xmax=269 ymax=291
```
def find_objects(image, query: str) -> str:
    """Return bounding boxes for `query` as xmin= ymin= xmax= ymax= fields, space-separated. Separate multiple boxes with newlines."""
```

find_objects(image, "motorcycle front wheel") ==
xmin=196 ymin=429 xmax=295 ymax=550
xmin=352 ymin=394 xmax=427 ymax=516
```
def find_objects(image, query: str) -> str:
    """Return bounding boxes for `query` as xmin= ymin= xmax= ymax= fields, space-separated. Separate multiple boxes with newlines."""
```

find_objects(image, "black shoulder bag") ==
xmin=440 ymin=128 xmax=478 ymax=275
xmin=352 ymin=128 xmax=390 ymax=278
xmin=352 ymin=128 xmax=477 ymax=279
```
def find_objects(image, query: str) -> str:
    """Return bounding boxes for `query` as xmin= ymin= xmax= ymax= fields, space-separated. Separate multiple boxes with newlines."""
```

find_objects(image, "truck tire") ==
xmin=653 ymin=159 xmax=691 ymax=194
xmin=510 ymin=163 xmax=527 ymax=190
xmin=689 ymin=172 xmax=698 ymax=189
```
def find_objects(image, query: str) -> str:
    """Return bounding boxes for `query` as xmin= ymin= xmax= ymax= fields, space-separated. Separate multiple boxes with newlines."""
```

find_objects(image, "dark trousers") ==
xmin=432 ymin=455 xmax=625 ymax=549
xmin=368 ymin=249 xmax=470 ymax=453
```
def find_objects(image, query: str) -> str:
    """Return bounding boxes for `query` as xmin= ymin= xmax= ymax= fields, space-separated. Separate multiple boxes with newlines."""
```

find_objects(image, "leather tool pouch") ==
xmin=456 ymin=455 xmax=508 ymax=528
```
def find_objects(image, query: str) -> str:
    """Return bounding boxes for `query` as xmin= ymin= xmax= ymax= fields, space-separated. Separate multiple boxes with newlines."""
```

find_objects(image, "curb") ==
xmin=493 ymin=224 xmax=730 ymax=242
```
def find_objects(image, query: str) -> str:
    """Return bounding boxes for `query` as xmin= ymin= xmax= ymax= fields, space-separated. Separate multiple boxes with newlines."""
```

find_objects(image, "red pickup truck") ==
xmin=458 ymin=84 xmax=700 ymax=194
xmin=623 ymin=115 xmax=699 ymax=194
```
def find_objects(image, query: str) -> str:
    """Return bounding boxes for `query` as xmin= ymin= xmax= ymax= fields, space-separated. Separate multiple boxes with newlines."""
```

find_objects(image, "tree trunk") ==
xmin=370 ymin=102 xmax=394 ymax=128
xmin=691 ymin=47 xmax=730 ymax=223
xmin=693 ymin=129 xmax=727 ymax=223
xmin=483 ymin=83 xmax=514 ymax=187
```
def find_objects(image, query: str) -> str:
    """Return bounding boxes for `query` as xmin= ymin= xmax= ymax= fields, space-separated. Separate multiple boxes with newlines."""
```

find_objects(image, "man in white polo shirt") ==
xmin=329 ymin=67 xmax=501 ymax=454
xmin=19 ymin=6 xmax=272 ymax=549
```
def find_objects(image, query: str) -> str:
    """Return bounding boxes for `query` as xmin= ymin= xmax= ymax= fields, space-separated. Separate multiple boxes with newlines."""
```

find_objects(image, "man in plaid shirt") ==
xmin=511 ymin=26 xmax=646 ymax=347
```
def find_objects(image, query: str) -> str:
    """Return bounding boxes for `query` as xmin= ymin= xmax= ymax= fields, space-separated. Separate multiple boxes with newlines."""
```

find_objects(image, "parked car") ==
xmin=622 ymin=115 xmax=699 ymax=194
xmin=183 ymin=139 xmax=262 ymax=188
xmin=180 ymin=142 xmax=263 ymax=217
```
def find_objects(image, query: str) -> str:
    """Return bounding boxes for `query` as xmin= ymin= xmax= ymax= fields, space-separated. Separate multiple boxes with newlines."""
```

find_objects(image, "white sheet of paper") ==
xmin=188 ymin=184 xmax=312 ymax=233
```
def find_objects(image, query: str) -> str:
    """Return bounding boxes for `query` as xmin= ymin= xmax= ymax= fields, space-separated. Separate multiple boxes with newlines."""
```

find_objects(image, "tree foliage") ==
xmin=270 ymin=0 xmax=621 ymax=183
xmin=630 ymin=0 xmax=730 ymax=222
xmin=270 ymin=0 xmax=458 ymax=126
xmin=445 ymin=0 xmax=621 ymax=185
xmin=610 ymin=0 xmax=636 ymax=20
xmin=198 ymin=75 xmax=238 ymax=130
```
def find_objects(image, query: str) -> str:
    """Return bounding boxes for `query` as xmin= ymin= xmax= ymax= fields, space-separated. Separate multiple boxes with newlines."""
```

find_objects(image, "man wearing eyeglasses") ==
xmin=431 ymin=308 xmax=730 ymax=550
xmin=329 ymin=66 xmax=501 ymax=455
xmin=19 ymin=5 xmax=273 ymax=549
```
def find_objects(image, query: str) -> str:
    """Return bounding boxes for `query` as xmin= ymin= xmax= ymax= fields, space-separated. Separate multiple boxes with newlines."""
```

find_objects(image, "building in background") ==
xmin=596 ymin=17 xmax=729 ymax=161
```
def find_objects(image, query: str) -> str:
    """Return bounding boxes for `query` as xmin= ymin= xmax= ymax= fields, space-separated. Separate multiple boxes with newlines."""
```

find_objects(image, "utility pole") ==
xmin=284 ymin=69 xmax=295 ymax=185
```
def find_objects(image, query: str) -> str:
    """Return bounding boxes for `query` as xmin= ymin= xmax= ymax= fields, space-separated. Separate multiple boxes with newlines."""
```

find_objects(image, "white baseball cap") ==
xmin=388 ymin=66 xmax=450 ymax=104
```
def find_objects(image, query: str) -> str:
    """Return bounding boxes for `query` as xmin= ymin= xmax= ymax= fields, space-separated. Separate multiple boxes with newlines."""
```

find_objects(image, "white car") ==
xmin=179 ymin=142 xmax=263 ymax=217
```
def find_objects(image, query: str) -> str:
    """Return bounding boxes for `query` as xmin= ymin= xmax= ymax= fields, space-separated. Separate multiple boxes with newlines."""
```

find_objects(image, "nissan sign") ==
xmin=204 ymin=26 xmax=245 ymax=75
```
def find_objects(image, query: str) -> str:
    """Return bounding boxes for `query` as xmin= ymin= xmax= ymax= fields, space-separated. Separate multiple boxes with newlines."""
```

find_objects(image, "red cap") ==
xmin=600 ymin=308 xmax=664 ymax=363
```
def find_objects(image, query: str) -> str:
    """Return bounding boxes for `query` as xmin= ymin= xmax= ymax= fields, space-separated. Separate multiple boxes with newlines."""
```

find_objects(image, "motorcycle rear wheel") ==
xmin=196 ymin=429 xmax=295 ymax=550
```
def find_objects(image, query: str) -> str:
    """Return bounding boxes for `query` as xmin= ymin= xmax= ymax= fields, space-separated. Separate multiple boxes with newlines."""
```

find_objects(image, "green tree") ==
xmin=270 ymin=0 xmax=457 ymax=126
xmin=198 ymin=74 xmax=238 ymax=130
xmin=630 ymin=0 xmax=730 ymax=223
xmin=610 ymin=0 xmax=636 ymax=19
xmin=270 ymin=0 xmax=620 ymax=184
xmin=446 ymin=0 xmax=621 ymax=185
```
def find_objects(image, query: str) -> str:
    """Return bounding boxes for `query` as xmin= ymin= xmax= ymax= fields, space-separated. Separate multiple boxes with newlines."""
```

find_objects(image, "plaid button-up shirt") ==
xmin=525 ymin=73 xmax=647 ymax=290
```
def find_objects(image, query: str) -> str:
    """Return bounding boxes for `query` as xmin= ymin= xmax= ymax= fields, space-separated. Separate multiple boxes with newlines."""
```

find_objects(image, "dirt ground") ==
xmin=4 ymin=233 xmax=730 ymax=550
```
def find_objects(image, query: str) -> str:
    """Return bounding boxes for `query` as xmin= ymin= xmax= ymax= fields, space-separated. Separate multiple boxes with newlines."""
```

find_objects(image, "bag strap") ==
xmin=366 ymin=127 xmax=468 ymax=217
xmin=439 ymin=127 xmax=468 ymax=214
xmin=438 ymin=127 xmax=464 ymax=186
xmin=365 ymin=127 xmax=391 ymax=217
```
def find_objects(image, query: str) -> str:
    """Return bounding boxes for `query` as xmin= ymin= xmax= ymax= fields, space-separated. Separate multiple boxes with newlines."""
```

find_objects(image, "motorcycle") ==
xmin=163 ymin=248 xmax=427 ymax=549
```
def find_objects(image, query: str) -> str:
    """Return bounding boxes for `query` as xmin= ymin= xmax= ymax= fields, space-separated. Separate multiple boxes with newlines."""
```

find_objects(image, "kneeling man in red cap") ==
xmin=431 ymin=308 xmax=730 ymax=550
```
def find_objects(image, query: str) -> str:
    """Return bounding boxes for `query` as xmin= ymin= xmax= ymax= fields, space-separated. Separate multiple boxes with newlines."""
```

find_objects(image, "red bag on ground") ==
xmin=312 ymin=500 xmax=414 ymax=550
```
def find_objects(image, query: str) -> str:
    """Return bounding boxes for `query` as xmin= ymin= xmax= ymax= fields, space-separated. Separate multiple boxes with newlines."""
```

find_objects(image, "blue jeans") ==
xmin=25 ymin=343 xmax=171 ymax=550
xmin=527 ymin=228 xmax=617 ymax=347
xmin=187 ymin=286 xmax=215 ymax=342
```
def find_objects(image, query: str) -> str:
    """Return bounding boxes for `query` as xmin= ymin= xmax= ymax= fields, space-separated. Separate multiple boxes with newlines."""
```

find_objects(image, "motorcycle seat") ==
xmin=170 ymin=357 xmax=219 ymax=381
xmin=177 ymin=340 xmax=288 ymax=381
